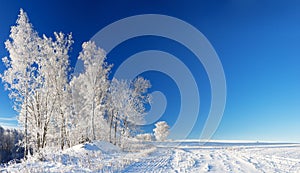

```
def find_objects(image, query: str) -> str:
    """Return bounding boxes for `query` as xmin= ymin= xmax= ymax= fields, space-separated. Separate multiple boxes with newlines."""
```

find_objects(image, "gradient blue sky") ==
xmin=0 ymin=0 xmax=299 ymax=142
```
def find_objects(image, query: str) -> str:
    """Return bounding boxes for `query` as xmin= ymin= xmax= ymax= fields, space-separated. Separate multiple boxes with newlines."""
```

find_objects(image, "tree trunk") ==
xmin=114 ymin=121 xmax=117 ymax=145
xmin=109 ymin=110 xmax=114 ymax=143
xmin=91 ymin=98 xmax=95 ymax=140
xmin=60 ymin=111 xmax=66 ymax=150
xmin=24 ymin=87 xmax=28 ymax=159
xmin=36 ymin=93 xmax=41 ymax=151
xmin=42 ymin=123 xmax=48 ymax=148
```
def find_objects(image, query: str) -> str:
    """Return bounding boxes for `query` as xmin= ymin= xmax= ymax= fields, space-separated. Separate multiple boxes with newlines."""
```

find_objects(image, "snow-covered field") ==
xmin=1 ymin=140 xmax=300 ymax=173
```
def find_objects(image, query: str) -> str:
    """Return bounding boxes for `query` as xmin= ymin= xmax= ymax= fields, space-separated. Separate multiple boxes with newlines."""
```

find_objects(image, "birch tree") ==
xmin=72 ymin=41 xmax=111 ymax=141
xmin=1 ymin=9 xmax=39 ymax=156
xmin=107 ymin=77 xmax=151 ymax=146
xmin=107 ymin=78 xmax=131 ymax=145
xmin=1 ymin=9 xmax=73 ymax=152
xmin=1 ymin=9 xmax=154 ymax=152
xmin=43 ymin=32 xmax=73 ymax=150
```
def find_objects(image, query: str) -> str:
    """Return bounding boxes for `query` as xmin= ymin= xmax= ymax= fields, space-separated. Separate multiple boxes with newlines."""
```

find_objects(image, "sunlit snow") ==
xmin=2 ymin=140 xmax=300 ymax=172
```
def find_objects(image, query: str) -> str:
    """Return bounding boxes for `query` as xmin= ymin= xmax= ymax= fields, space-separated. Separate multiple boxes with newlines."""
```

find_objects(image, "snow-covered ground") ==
xmin=1 ymin=140 xmax=300 ymax=172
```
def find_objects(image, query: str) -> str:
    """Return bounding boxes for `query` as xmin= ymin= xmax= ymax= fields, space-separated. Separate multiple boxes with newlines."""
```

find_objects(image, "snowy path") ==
xmin=121 ymin=143 xmax=300 ymax=173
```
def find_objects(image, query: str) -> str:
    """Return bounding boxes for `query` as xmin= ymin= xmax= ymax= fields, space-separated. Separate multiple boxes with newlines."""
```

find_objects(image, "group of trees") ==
xmin=0 ymin=9 xmax=152 ymax=157
xmin=0 ymin=126 xmax=23 ymax=163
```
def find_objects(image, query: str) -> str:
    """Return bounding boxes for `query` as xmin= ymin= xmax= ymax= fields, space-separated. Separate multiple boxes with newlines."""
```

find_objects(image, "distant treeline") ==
xmin=0 ymin=126 xmax=24 ymax=163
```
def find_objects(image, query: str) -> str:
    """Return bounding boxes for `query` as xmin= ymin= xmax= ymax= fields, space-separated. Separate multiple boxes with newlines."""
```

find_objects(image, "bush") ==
xmin=136 ymin=133 xmax=153 ymax=141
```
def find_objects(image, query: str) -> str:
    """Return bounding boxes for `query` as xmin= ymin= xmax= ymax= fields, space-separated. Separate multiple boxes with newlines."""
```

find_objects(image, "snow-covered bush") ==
xmin=136 ymin=133 xmax=153 ymax=141
xmin=153 ymin=121 xmax=170 ymax=141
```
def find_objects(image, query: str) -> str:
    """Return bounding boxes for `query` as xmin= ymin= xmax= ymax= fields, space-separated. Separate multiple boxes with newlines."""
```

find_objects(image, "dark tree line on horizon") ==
xmin=0 ymin=126 xmax=24 ymax=164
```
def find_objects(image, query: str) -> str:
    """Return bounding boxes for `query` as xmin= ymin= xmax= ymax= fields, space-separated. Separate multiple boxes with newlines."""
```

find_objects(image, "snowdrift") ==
xmin=65 ymin=141 xmax=120 ymax=154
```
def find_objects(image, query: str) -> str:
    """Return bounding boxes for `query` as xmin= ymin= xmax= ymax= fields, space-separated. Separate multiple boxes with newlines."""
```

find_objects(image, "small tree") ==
xmin=153 ymin=121 xmax=169 ymax=141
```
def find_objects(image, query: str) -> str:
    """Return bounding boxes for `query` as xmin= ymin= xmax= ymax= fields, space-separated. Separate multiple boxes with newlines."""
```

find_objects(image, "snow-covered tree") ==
xmin=0 ymin=9 xmax=39 ymax=157
xmin=1 ymin=9 xmax=73 ymax=152
xmin=79 ymin=41 xmax=110 ymax=141
xmin=37 ymin=32 xmax=73 ymax=150
xmin=107 ymin=77 xmax=151 ymax=146
xmin=69 ymin=74 xmax=88 ymax=144
xmin=153 ymin=121 xmax=169 ymax=141
xmin=107 ymin=79 xmax=129 ymax=145
xmin=70 ymin=41 xmax=111 ymax=143
xmin=1 ymin=9 xmax=154 ymax=155
xmin=128 ymin=77 xmax=151 ymax=133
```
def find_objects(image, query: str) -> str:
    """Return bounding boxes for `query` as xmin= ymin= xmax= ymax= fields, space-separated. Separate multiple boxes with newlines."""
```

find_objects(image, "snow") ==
xmin=123 ymin=141 xmax=300 ymax=173
xmin=83 ymin=141 xmax=120 ymax=154
xmin=2 ymin=140 xmax=300 ymax=172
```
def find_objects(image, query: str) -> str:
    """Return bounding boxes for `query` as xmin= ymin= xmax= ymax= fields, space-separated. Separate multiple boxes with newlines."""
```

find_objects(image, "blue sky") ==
xmin=0 ymin=0 xmax=299 ymax=142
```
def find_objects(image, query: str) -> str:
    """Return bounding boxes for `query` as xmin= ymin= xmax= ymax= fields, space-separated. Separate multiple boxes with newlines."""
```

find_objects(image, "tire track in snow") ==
xmin=122 ymin=148 xmax=173 ymax=173
xmin=121 ymin=143 xmax=300 ymax=173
